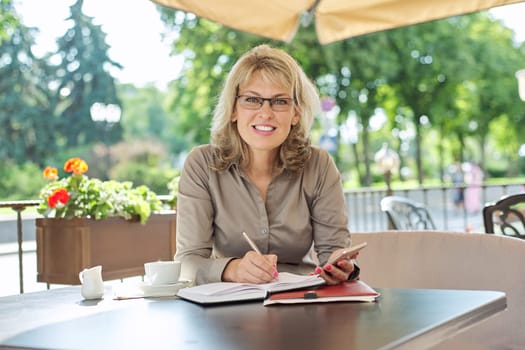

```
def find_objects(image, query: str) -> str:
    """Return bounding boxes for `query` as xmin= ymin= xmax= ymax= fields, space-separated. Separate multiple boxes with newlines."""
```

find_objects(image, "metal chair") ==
xmin=483 ymin=193 xmax=525 ymax=238
xmin=380 ymin=196 xmax=436 ymax=230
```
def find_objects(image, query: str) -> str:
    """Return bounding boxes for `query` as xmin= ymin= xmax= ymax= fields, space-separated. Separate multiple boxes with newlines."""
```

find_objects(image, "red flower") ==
xmin=64 ymin=157 xmax=88 ymax=175
xmin=43 ymin=166 xmax=58 ymax=181
xmin=47 ymin=188 xmax=70 ymax=208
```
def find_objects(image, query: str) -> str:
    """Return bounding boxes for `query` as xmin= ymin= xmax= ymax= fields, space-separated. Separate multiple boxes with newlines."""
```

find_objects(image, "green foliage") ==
xmin=1 ymin=0 xmax=124 ymax=165
xmin=0 ymin=2 xmax=56 ymax=165
xmin=116 ymin=84 xmax=189 ymax=155
xmin=111 ymin=161 xmax=180 ymax=196
xmin=485 ymin=161 xmax=509 ymax=178
xmin=157 ymin=7 xmax=525 ymax=188
xmin=53 ymin=0 xmax=123 ymax=148
xmin=0 ymin=0 xmax=18 ymax=45
xmin=0 ymin=160 xmax=45 ymax=200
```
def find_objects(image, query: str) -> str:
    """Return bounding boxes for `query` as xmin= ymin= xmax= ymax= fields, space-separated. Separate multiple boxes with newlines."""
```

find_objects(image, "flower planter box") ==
xmin=36 ymin=212 xmax=176 ymax=285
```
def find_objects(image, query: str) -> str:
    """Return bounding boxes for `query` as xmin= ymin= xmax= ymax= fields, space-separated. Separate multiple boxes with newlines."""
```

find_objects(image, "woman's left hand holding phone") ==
xmin=315 ymin=249 xmax=359 ymax=285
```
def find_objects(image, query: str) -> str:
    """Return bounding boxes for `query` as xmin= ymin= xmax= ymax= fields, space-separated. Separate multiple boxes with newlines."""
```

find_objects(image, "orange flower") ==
xmin=47 ymin=188 xmax=70 ymax=208
xmin=43 ymin=166 xmax=58 ymax=181
xmin=64 ymin=157 xmax=88 ymax=175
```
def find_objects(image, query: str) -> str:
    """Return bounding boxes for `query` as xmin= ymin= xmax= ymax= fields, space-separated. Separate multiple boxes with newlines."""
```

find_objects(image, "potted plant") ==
xmin=36 ymin=157 xmax=177 ymax=285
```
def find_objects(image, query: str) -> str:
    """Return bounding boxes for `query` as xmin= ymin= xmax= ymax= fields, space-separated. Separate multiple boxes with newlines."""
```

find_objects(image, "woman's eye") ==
xmin=273 ymin=99 xmax=289 ymax=105
xmin=245 ymin=96 xmax=261 ymax=104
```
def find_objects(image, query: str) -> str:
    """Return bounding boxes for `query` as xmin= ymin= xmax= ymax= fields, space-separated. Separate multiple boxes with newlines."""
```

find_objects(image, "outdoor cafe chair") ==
xmin=380 ymin=196 xmax=436 ymax=230
xmin=483 ymin=192 xmax=525 ymax=238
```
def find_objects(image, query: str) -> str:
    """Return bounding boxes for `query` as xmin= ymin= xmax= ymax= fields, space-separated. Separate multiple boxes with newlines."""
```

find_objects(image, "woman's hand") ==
xmin=222 ymin=251 xmax=278 ymax=284
xmin=315 ymin=249 xmax=358 ymax=285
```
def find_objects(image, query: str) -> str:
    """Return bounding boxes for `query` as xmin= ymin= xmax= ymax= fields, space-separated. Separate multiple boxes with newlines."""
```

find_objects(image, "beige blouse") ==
xmin=175 ymin=144 xmax=353 ymax=285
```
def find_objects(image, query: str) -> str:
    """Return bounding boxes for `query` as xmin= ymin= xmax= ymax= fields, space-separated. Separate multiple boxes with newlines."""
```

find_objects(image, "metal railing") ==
xmin=1 ymin=184 xmax=523 ymax=294
xmin=0 ymin=200 xmax=40 ymax=294
xmin=345 ymin=183 xmax=525 ymax=233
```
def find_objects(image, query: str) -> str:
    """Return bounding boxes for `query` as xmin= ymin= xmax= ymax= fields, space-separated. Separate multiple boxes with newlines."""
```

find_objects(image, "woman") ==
xmin=175 ymin=44 xmax=359 ymax=285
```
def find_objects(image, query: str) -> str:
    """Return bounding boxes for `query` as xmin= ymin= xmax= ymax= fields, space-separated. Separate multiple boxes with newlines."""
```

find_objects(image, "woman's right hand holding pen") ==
xmin=222 ymin=251 xmax=278 ymax=283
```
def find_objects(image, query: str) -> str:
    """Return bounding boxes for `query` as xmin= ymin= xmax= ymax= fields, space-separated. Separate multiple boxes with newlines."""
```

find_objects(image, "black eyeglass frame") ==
xmin=235 ymin=95 xmax=295 ymax=111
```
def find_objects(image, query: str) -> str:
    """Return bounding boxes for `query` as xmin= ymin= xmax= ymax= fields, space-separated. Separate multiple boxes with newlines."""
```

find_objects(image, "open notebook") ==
xmin=176 ymin=272 xmax=325 ymax=304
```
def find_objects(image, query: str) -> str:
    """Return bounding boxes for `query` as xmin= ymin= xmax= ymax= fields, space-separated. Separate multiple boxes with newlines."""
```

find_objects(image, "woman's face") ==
xmin=232 ymin=73 xmax=299 ymax=156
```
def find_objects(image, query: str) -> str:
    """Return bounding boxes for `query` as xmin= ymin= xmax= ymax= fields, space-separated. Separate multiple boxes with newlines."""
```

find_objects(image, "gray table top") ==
xmin=0 ymin=286 xmax=506 ymax=350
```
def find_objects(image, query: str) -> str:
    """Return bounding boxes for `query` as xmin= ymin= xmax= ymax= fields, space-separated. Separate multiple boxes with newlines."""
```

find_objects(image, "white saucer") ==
xmin=113 ymin=279 xmax=191 ymax=299
xmin=139 ymin=279 xmax=191 ymax=296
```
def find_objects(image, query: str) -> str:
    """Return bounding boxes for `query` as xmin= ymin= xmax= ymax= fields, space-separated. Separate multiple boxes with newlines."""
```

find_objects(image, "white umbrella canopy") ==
xmin=150 ymin=0 xmax=524 ymax=44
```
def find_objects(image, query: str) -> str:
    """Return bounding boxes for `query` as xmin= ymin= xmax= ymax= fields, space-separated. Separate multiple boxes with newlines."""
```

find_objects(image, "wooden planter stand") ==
xmin=36 ymin=212 xmax=176 ymax=285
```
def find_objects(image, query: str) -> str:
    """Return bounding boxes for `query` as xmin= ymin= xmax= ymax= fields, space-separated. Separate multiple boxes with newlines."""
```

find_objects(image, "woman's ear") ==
xmin=291 ymin=110 xmax=300 ymax=126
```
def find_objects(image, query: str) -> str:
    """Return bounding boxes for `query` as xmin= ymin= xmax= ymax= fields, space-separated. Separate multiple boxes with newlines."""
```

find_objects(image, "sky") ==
xmin=13 ymin=0 xmax=525 ymax=89
xmin=14 ymin=0 xmax=183 ymax=89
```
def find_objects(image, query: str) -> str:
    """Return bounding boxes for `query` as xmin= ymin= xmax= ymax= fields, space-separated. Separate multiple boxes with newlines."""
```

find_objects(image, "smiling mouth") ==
xmin=253 ymin=125 xmax=276 ymax=131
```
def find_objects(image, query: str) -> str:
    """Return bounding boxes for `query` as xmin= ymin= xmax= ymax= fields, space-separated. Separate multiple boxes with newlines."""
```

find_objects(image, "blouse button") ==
xmin=261 ymin=228 xmax=268 ymax=234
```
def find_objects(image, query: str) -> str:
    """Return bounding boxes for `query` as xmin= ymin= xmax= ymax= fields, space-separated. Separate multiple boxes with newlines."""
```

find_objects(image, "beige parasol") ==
xmin=150 ymin=0 xmax=524 ymax=44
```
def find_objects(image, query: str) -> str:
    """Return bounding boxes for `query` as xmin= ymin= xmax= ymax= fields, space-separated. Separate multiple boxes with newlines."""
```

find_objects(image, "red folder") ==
xmin=263 ymin=280 xmax=380 ymax=306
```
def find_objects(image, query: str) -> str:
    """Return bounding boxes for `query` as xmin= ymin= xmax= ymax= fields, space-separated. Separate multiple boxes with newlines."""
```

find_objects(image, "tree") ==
xmin=52 ymin=0 xmax=122 ymax=147
xmin=0 ymin=0 xmax=55 ymax=165
xmin=116 ymin=83 xmax=189 ymax=154
xmin=0 ymin=0 xmax=18 ymax=45
xmin=384 ymin=18 xmax=474 ymax=184
xmin=464 ymin=15 xmax=524 ymax=172
xmin=319 ymin=33 xmax=398 ymax=186
xmin=156 ymin=6 xmax=525 ymax=185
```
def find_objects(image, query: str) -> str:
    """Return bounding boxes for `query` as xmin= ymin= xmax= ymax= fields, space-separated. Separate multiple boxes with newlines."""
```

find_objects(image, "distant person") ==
xmin=451 ymin=162 xmax=464 ymax=213
xmin=464 ymin=162 xmax=483 ymax=214
xmin=175 ymin=45 xmax=360 ymax=286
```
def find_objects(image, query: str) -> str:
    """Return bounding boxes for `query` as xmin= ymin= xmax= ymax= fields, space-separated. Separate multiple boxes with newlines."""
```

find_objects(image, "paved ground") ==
xmin=0 ymin=243 xmax=46 ymax=297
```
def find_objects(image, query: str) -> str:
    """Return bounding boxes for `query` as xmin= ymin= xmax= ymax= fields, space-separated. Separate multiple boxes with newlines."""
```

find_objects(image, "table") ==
xmin=0 ymin=286 xmax=506 ymax=350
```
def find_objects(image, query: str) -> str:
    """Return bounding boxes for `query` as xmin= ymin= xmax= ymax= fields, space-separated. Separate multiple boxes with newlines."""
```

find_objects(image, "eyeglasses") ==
xmin=236 ymin=95 xmax=294 ymax=112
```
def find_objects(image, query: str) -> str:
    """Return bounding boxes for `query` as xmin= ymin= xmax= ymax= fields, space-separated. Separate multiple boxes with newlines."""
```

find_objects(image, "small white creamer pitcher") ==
xmin=79 ymin=265 xmax=104 ymax=300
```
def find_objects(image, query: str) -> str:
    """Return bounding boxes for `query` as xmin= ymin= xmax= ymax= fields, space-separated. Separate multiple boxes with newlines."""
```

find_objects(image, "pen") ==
xmin=242 ymin=231 xmax=262 ymax=255
xmin=243 ymin=231 xmax=279 ymax=279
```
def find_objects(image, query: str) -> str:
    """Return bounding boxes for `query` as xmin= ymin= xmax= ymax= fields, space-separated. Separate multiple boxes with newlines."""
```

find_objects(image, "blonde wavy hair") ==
xmin=210 ymin=44 xmax=320 ymax=172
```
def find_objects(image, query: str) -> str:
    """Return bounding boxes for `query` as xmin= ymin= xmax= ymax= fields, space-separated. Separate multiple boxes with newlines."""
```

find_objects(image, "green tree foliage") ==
xmin=312 ymin=32 xmax=398 ymax=185
xmin=0 ymin=0 xmax=56 ymax=165
xmin=0 ymin=0 xmax=18 ymax=44
xmin=117 ymin=83 xmax=183 ymax=151
xmin=0 ymin=160 xmax=45 ymax=200
xmin=1 ymin=0 xmax=125 ymax=166
xmin=384 ymin=18 xmax=477 ymax=184
xmin=156 ymin=6 xmax=525 ymax=183
xmin=121 ymin=84 xmax=164 ymax=138
xmin=52 ymin=0 xmax=123 ymax=147
xmin=463 ymin=14 xmax=524 ymax=168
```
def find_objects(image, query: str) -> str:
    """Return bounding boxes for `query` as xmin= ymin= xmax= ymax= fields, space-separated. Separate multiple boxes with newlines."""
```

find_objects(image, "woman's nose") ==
xmin=259 ymin=100 xmax=274 ymax=117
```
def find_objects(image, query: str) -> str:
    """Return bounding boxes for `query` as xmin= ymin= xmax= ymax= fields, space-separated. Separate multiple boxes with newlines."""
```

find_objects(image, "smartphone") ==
xmin=327 ymin=242 xmax=367 ymax=265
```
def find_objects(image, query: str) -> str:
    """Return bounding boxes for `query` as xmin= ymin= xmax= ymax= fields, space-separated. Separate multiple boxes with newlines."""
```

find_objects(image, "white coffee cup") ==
xmin=144 ymin=261 xmax=181 ymax=285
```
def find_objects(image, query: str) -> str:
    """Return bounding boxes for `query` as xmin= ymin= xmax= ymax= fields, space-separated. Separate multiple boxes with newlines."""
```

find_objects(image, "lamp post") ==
xmin=374 ymin=143 xmax=400 ymax=197
xmin=90 ymin=102 xmax=122 ymax=179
